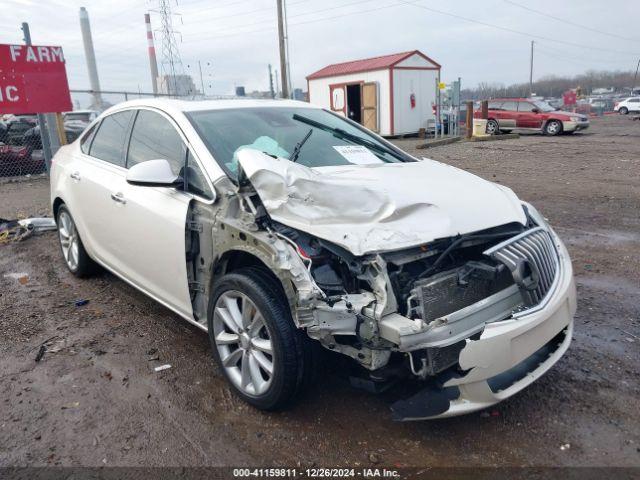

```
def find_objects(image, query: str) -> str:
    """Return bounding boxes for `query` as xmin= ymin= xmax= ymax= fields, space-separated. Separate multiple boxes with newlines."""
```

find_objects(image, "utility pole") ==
xmin=268 ymin=64 xmax=275 ymax=99
xmin=198 ymin=61 xmax=205 ymax=96
xmin=633 ymin=58 xmax=640 ymax=95
xmin=21 ymin=22 xmax=54 ymax=173
xmin=529 ymin=40 xmax=534 ymax=98
xmin=276 ymin=0 xmax=289 ymax=99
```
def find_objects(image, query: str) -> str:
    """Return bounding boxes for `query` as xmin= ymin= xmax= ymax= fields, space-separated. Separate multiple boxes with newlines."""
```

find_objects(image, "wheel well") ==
xmin=215 ymin=250 xmax=284 ymax=289
xmin=52 ymin=197 xmax=64 ymax=221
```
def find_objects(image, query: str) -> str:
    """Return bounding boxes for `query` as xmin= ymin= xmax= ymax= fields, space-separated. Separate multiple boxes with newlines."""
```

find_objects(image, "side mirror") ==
xmin=126 ymin=159 xmax=183 ymax=188
xmin=531 ymin=108 xmax=540 ymax=114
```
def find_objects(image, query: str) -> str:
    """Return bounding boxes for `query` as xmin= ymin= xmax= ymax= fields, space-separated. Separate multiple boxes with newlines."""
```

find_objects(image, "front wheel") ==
xmin=619 ymin=107 xmax=629 ymax=115
xmin=208 ymin=267 xmax=316 ymax=411
xmin=544 ymin=120 xmax=562 ymax=136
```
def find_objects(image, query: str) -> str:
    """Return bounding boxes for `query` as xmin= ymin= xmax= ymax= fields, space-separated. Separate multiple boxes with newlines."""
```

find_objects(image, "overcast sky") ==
xmin=1 ymin=0 xmax=638 ymax=101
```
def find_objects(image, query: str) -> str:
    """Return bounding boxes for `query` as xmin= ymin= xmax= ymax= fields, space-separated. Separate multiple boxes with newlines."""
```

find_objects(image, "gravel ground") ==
xmin=0 ymin=115 xmax=638 ymax=468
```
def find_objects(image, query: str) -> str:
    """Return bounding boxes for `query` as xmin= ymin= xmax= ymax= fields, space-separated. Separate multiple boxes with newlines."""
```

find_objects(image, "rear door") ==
xmin=70 ymin=110 xmax=134 ymax=270
xmin=517 ymin=101 xmax=544 ymax=129
xmin=114 ymin=108 xmax=214 ymax=318
xmin=361 ymin=82 xmax=378 ymax=132
xmin=493 ymin=101 xmax=517 ymax=129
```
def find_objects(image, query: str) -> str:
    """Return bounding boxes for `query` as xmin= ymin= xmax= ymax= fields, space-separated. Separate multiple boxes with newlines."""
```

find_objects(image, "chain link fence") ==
xmin=0 ymin=114 xmax=48 ymax=178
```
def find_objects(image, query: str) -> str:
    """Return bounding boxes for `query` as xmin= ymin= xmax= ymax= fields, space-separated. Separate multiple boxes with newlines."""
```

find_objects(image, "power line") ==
xmin=503 ymin=0 xmax=640 ymax=44
xmin=182 ymin=0 xmax=310 ymax=26
xmin=400 ymin=1 xmax=639 ymax=57
xmin=182 ymin=0 xmax=404 ymax=42
xmin=192 ymin=0 xmax=380 ymax=34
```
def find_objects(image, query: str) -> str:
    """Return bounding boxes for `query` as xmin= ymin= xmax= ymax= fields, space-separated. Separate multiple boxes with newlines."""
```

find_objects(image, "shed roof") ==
xmin=306 ymin=50 xmax=440 ymax=80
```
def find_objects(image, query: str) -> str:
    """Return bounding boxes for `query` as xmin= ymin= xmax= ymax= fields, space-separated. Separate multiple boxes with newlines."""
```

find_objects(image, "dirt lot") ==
xmin=1 ymin=115 xmax=639 ymax=469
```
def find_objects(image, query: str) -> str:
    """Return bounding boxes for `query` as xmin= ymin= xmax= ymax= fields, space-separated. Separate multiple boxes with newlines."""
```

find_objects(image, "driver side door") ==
xmin=113 ymin=108 xmax=209 ymax=318
xmin=516 ymin=101 xmax=544 ymax=129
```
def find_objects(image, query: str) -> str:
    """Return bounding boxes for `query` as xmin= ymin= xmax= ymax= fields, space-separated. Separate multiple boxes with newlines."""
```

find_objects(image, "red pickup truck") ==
xmin=474 ymin=98 xmax=589 ymax=135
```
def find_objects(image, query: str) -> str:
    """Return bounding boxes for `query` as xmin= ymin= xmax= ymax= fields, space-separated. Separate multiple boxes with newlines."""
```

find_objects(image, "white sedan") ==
xmin=50 ymin=99 xmax=576 ymax=420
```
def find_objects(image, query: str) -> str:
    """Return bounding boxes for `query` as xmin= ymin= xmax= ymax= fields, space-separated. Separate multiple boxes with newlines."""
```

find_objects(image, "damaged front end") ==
xmin=189 ymin=150 xmax=576 ymax=420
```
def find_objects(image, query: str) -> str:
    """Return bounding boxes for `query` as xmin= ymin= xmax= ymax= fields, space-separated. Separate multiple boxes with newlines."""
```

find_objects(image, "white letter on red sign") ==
xmin=9 ymin=45 xmax=22 ymax=61
xmin=6 ymin=86 xmax=19 ymax=102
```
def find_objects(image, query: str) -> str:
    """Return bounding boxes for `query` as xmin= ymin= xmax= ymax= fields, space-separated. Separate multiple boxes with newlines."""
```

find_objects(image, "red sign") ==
xmin=0 ymin=44 xmax=72 ymax=114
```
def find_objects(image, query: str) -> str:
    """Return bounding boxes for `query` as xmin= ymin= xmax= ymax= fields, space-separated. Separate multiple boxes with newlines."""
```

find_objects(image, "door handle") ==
xmin=110 ymin=192 xmax=126 ymax=204
xmin=70 ymin=172 xmax=81 ymax=181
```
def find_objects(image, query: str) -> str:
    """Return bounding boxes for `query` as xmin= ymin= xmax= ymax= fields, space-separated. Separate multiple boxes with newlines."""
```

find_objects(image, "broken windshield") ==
xmin=186 ymin=107 xmax=411 ymax=177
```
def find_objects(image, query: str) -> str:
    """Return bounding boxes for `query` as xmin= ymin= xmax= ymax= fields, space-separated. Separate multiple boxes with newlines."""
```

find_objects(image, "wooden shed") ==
xmin=306 ymin=50 xmax=441 ymax=136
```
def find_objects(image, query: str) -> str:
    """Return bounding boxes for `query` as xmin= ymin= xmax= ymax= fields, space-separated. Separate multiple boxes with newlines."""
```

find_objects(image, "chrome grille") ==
xmin=484 ymin=227 xmax=559 ymax=308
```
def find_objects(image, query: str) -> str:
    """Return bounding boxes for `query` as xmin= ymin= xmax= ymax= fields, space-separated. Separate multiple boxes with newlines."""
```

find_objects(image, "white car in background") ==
xmin=50 ymin=99 xmax=576 ymax=420
xmin=614 ymin=97 xmax=640 ymax=114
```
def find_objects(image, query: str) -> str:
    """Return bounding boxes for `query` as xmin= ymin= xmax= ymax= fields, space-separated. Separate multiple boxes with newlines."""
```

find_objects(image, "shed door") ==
xmin=361 ymin=82 xmax=378 ymax=132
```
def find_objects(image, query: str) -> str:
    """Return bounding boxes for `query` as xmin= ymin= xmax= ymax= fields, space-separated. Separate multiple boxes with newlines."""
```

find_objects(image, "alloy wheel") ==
xmin=58 ymin=210 xmax=79 ymax=271
xmin=486 ymin=120 xmax=499 ymax=135
xmin=213 ymin=290 xmax=275 ymax=396
xmin=546 ymin=121 xmax=561 ymax=135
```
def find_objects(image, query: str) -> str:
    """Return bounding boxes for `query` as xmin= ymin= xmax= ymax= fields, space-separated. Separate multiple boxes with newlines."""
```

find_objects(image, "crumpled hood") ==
xmin=237 ymin=150 xmax=527 ymax=256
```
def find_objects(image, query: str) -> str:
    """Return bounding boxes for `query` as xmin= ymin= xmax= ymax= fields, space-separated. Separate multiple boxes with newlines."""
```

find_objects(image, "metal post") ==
xmin=529 ymin=40 xmax=534 ymax=98
xmin=633 ymin=58 xmax=640 ymax=95
xmin=465 ymin=101 xmax=473 ymax=139
xmin=276 ymin=0 xmax=289 ymax=99
xmin=21 ymin=22 xmax=53 ymax=174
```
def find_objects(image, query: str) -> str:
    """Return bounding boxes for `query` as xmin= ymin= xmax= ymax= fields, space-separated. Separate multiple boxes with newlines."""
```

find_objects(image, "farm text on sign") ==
xmin=0 ymin=44 xmax=72 ymax=114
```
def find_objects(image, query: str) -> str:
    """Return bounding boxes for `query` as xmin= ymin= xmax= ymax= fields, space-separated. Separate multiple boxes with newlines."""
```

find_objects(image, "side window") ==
xmin=185 ymin=151 xmax=213 ymax=200
xmin=518 ymin=102 xmax=536 ymax=112
xmin=501 ymin=101 xmax=518 ymax=111
xmin=127 ymin=110 xmax=186 ymax=175
xmin=488 ymin=101 xmax=503 ymax=110
xmin=89 ymin=111 xmax=134 ymax=166
xmin=629 ymin=98 xmax=640 ymax=103
xmin=80 ymin=122 xmax=98 ymax=154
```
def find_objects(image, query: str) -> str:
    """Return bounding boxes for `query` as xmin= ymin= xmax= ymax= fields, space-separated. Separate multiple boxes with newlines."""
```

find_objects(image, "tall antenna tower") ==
xmin=156 ymin=0 xmax=184 ymax=96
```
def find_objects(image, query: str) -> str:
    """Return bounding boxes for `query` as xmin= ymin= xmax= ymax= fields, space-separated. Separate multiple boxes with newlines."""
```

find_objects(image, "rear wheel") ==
xmin=208 ymin=267 xmax=316 ymax=410
xmin=486 ymin=119 xmax=499 ymax=135
xmin=544 ymin=119 xmax=562 ymax=136
xmin=56 ymin=205 xmax=99 ymax=277
xmin=619 ymin=107 xmax=629 ymax=115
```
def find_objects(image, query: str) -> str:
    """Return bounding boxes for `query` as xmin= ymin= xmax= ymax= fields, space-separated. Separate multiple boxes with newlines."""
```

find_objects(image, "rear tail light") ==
xmin=16 ymin=147 xmax=29 ymax=158
xmin=614 ymin=102 xmax=619 ymax=108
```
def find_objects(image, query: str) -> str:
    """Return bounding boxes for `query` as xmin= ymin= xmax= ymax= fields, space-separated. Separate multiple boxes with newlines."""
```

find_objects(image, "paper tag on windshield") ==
xmin=333 ymin=145 xmax=381 ymax=165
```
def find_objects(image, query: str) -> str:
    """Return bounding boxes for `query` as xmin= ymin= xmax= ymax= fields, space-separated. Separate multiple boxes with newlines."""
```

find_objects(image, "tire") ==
xmin=207 ymin=267 xmax=316 ymax=411
xmin=544 ymin=119 xmax=562 ymax=136
xmin=56 ymin=204 xmax=99 ymax=277
xmin=486 ymin=119 xmax=499 ymax=135
xmin=619 ymin=107 xmax=629 ymax=115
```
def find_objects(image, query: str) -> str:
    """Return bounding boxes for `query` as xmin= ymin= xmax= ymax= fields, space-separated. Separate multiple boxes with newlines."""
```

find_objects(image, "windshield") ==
xmin=186 ymin=107 xmax=409 ymax=178
xmin=531 ymin=100 xmax=556 ymax=112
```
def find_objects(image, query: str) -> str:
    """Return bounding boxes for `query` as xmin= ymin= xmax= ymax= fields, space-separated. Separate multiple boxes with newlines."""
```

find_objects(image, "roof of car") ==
xmin=103 ymin=98 xmax=317 ymax=117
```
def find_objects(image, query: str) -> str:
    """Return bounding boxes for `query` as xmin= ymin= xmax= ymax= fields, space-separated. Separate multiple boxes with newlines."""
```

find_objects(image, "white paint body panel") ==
xmin=237 ymin=149 xmax=527 ymax=256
